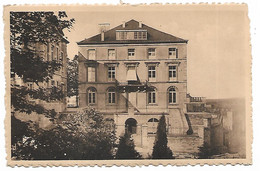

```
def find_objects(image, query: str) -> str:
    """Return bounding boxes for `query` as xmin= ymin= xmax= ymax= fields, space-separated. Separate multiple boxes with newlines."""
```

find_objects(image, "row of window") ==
xmin=86 ymin=87 xmax=177 ymax=105
xmin=27 ymin=81 xmax=65 ymax=92
xmin=46 ymin=44 xmax=64 ymax=62
xmin=87 ymin=65 xmax=177 ymax=82
xmin=87 ymin=47 xmax=178 ymax=60
xmin=116 ymin=30 xmax=147 ymax=40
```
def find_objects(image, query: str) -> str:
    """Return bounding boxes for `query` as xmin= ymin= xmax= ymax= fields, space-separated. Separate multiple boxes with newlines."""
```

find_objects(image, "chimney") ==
xmin=101 ymin=31 xmax=105 ymax=41
xmin=98 ymin=23 xmax=110 ymax=41
xmin=122 ymin=21 xmax=126 ymax=28
xmin=139 ymin=21 xmax=142 ymax=28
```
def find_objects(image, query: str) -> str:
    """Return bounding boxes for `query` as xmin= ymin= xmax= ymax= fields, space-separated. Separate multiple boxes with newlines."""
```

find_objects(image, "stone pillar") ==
xmin=141 ymin=124 xmax=148 ymax=148
xmin=197 ymin=126 xmax=204 ymax=138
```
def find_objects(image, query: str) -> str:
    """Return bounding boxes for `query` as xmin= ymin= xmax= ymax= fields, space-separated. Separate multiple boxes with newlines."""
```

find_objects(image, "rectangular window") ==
xmin=88 ymin=91 xmax=96 ymax=104
xmin=46 ymin=44 xmax=50 ymax=61
xmin=108 ymin=49 xmax=116 ymax=60
xmin=148 ymin=48 xmax=156 ymax=58
xmin=88 ymin=67 xmax=96 ymax=82
xmin=108 ymin=92 xmax=116 ymax=104
xmin=117 ymin=31 xmax=127 ymax=40
xmin=117 ymin=30 xmax=147 ymax=40
xmin=51 ymin=45 xmax=54 ymax=60
xmin=169 ymin=48 xmax=178 ymax=58
xmin=148 ymin=91 xmax=156 ymax=104
xmin=128 ymin=49 xmax=135 ymax=58
xmin=88 ymin=49 xmax=96 ymax=60
xmin=60 ymin=52 xmax=64 ymax=62
xmin=169 ymin=66 xmax=177 ymax=81
xmin=169 ymin=92 xmax=176 ymax=103
xmin=148 ymin=66 xmax=156 ymax=79
xmin=142 ymin=32 xmax=147 ymax=39
xmin=56 ymin=47 xmax=59 ymax=60
xmin=134 ymin=32 xmax=138 ymax=39
xmin=108 ymin=66 xmax=116 ymax=81
xmin=138 ymin=32 xmax=142 ymax=39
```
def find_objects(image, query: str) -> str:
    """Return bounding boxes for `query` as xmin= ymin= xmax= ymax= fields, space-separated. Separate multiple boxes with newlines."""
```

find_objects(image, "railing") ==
xmin=189 ymin=96 xmax=204 ymax=102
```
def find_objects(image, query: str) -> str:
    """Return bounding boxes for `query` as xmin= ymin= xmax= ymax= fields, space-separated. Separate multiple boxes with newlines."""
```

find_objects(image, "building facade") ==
xmin=11 ymin=39 xmax=68 ymax=128
xmin=77 ymin=20 xmax=203 ymax=157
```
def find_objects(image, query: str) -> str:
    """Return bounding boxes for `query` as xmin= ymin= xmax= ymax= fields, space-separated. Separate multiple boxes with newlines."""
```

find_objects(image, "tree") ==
xmin=198 ymin=142 xmax=212 ymax=159
xmin=10 ymin=12 xmax=74 ymax=117
xmin=10 ymin=11 xmax=75 ymax=159
xmin=115 ymin=132 xmax=142 ymax=159
xmin=152 ymin=115 xmax=174 ymax=159
xmin=12 ymin=108 xmax=116 ymax=160
xmin=67 ymin=55 xmax=79 ymax=97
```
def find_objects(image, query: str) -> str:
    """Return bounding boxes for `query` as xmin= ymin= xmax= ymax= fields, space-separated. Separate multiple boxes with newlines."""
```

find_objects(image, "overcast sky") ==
xmin=63 ymin=5 xmax=250 ymax=99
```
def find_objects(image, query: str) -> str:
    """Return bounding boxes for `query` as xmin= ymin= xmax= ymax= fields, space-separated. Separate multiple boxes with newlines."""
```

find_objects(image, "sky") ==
xmin=63 ymin=5 xmax=250 ymax=99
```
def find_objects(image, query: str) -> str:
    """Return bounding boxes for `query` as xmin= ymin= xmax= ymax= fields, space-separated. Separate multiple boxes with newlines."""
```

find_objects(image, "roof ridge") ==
xmin=77 ymin=19 xmax=187 ymax=45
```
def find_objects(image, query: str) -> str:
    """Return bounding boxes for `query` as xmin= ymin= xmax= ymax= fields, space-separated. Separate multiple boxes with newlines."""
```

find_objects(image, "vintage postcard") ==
xmin=4 ymin=4 xmax=252 ymax=166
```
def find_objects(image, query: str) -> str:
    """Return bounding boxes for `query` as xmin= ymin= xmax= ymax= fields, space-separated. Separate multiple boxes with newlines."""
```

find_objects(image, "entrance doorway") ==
xmin=125 ymin=118 xmax=137 ymax=134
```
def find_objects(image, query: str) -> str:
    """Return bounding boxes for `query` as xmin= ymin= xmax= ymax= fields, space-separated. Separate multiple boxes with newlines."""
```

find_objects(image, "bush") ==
xmin=115 ymin=132 xmax=142 ymax=159
xmin=152 ymin=115 xmax=174 ymax=159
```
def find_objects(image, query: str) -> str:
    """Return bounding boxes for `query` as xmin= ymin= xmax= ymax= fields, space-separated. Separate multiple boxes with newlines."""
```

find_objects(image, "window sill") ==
xmin=147 ymin=103 xmax=158 ymax=106
xmin=148 ymin=56 xmax=156 ymax=59
xmin=169 ymin=103 xmax=178 ymax=106
xmin=107 ymin=80 xmax=116 ymax=82
xmin=169 ymin=56 xmax=177 ymax=59
xmin=88 ymin=103 xmax=97 ymax=106
xmin=169 ymin=79 xmax=178 ymax=82
xmin=107 ymin=103 xmax=117 ymax=106
xmin=148 ymin=79 xmax=156 ymax=82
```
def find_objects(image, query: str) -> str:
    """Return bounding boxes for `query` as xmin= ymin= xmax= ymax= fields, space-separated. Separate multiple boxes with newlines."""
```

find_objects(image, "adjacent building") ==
xmin=77 ymin=19 xmax=207 ymax=157
xmin=11 ymin=38 xmax=69 ymax=128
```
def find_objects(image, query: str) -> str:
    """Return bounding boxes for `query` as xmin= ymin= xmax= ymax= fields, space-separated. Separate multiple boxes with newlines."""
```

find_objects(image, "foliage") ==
xmin=198 ymin=142 xmax=213 ymax=159
xmin=12 ymin=109 xmax=116 ymax=160
xmin=152 ymin=115 xmax=174 ymax=159
xmin=10 ymin=11 xmax=74 ymax=117
xmin=67 ymin=55 xmax=79 ymax=97
xmin=115 ymin=132 xmax=142 ymax=159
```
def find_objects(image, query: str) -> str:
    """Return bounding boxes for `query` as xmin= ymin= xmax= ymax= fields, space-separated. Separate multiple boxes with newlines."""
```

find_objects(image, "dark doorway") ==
xmin=125 ymin=118 xmax=137 ymax=134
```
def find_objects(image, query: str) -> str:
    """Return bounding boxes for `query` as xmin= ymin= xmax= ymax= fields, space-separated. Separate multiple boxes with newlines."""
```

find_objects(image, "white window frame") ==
xmin=108 ymin=88 xmax=116 ymax=104
xmin=87 ymin=67 xmax=96 ymax=82
xmin=168 ymin=87 xmax=177 ymax=104
xmin=108 ymin=49 xmax=116 ymax=60
xmin=108 ymin=66 xmax=116 ymax=82
xmin=128 ymin=48 xmax=135 ymax=59
xmin=148 ymin=48 xmax=156 ymax=58
xmin=88 ymin=88 xmax=96 ymax=104
xmin=148 ymin=89 xmax=156 ymax=104
xmin=88 ymin=49 xmax=96 ymax=60
xmin=148 ymin=65 xmax=156 ymax=82
xmin=169 ymin=48 xmax=178 ymax=59
xmin=169 ymin=65 xmax=177 ymax=81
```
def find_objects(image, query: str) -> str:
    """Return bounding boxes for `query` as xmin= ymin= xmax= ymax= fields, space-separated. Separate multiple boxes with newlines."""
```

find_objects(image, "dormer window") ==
xmin=116 ymin=30 xmax=147 ymax=40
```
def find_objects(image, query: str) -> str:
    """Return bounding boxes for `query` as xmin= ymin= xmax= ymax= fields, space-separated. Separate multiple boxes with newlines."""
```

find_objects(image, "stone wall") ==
xmin=135 ymin=134 xmax=203 ymax=158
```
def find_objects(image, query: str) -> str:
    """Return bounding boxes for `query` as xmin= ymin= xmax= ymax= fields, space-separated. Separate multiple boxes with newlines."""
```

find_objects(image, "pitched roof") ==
xmin=77 ymin=19 xmax=187 ymax=45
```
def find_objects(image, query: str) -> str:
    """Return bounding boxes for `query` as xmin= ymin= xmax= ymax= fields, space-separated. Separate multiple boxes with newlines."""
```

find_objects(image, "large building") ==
xmin=77 ymin=20 xmax=204 ymax=157
xmin=11 ymin=39 xmax=69 ymax=128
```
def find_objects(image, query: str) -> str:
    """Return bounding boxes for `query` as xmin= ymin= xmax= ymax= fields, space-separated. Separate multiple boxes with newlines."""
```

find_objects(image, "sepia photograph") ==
xmin=4 ymin=4 xmax=252 ymax=166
